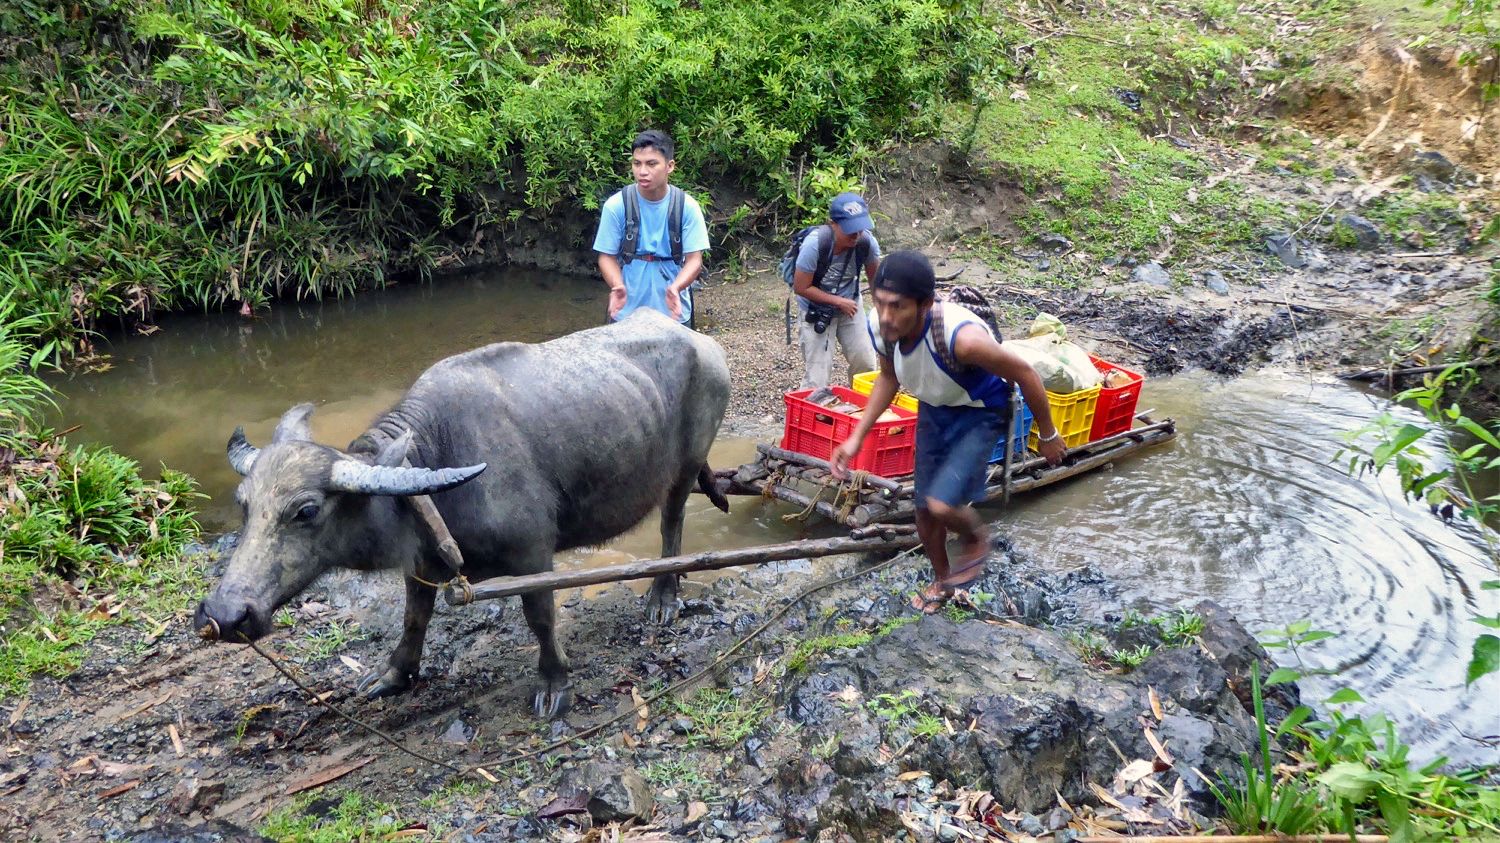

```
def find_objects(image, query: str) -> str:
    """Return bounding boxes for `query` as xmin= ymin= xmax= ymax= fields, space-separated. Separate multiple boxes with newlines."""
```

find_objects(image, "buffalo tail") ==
xmin=698 ymin=464 xmax=730 ymax=513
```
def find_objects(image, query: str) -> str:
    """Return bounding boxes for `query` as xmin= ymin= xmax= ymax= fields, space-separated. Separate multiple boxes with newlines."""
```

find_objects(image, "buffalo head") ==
xmin=194 ymin=403 xmax=485 ymax=644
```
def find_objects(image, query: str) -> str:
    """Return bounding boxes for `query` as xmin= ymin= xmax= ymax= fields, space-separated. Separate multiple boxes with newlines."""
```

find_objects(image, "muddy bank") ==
xmin=0 ymin=531 xmax=1295 ymax=841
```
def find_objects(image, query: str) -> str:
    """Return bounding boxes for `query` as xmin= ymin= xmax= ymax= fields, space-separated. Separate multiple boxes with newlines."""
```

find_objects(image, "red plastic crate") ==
xmin=1088 ymin=354 xmax=1144 ymax=441
xmin=781 ymin=386 xmax=917 ymax=478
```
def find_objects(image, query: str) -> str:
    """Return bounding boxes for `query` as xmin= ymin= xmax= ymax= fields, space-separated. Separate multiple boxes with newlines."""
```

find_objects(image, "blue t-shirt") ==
xmin=793 ymin=227 xmax=880 ymax=314
xmin=593 ymin=187 xmax=710 ymax=324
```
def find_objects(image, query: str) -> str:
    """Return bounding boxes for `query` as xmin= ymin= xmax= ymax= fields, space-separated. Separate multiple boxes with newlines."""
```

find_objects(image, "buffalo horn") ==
xmin=327 ymin=460 xmax=487 ymax=496
xmin=271 ymin=402 xmax=316 ymax=444
xmin=226 ymin=427 xmax=259 ymax=475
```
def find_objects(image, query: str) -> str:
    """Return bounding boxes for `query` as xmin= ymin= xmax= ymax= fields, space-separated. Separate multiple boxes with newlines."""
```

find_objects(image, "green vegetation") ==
xmin=0 ymin=298 xmax=203 ymax=697
xmin=1 ymin=0 xmax=1004 ymax=358
xmin=260 ymin=790 xmax=408 ymax=842
xmin=1211 ymin=631 xmax=1500 ymax=839
xmin=284 ymin=617 xmax=367 ymax=662
xmin=672 ymin=687 xmax=768 ymax=749
xmin=641 ymin=757 xmax=712 ymax=798
xmin=784 ymin=614 xmax=918 ymax=674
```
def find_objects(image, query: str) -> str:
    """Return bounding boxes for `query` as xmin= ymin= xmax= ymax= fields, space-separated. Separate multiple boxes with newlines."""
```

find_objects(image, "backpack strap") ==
xmin=667 ymin=186 xmax=685 ymax=265
xmin=619 ymin=185 xmax=641 ymax=266
xmin=808 ymin=224 xmax=836 ymax=289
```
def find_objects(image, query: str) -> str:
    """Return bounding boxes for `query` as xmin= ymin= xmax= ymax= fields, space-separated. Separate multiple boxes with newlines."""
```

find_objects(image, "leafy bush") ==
xmin=1 ymin=0 xmax=1007 ymax=356
xmin=0 ymin=292 xmax=203 ymax=696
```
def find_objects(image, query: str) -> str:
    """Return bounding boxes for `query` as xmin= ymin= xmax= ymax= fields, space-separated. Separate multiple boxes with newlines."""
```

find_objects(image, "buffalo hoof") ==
xmin=532 ymin=679 xmax=572 ymax=720
xmin=357 ymin=666 xmax=414 ymax=699
xmin=644 ymin=579 xmax=680 ymax=624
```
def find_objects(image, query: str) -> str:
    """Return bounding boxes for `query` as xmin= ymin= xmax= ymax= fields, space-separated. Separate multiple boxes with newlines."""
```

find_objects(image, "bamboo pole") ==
xmin=445 ymin=533 xmax=922 ymax=605
xmin=755 ymin=444 xmax=906 ymax=493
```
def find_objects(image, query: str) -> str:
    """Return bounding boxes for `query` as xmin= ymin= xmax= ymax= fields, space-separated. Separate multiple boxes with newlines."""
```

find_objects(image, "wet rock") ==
xmin=441 ymin=718 xmax=474 ymax=745
xmin=1264 ymin=232 xmax=1307 ymax=268
xmin=561 ymin=762 xmax=655 ymax=823
xmin=1199 ymin=271 xmax=1229 ymax=295
xmin=780 ymin=613 xmax=1260 ymax=821
xmin=1136 ymin=648 xmax=1228 ymax=716
xmin=1111 ymin=88 xmax=1142 ymax=112
xmin=167 ymin=778 xmax=225 ymax=817
xmin=1046 ymin=806 xmax=1073 ymax=830
xmin=1192 ymin=600 xmax=1298 ymax=716
xmin=1411 ymin=149 xmax=1456 ymax=183
xmin=125 ymin=820 xmax=268 ymax=842
xmin=1335 ymin=214 xmax=1382 ymax=250
xmin=1017 ymin=814 xmax=1046 ymax=835
xmin=1131 ymin=262 xmax=1172 ymax=287
xmin=743 ymin=736 xmax=768 ymax=768
xmin=1038 ymin=233 xmax=1074 ymax=253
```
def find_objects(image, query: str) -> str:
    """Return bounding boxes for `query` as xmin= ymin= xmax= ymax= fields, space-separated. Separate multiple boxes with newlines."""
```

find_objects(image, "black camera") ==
xmin=804 ymin=304 xmax=836 ymax=334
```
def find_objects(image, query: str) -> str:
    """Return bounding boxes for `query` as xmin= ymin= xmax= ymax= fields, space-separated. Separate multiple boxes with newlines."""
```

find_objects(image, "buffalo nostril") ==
xmin=196 ymin=599 xmax=253 ymax=641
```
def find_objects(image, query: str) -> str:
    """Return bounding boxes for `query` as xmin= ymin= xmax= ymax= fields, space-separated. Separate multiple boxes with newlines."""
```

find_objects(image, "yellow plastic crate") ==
xmin=1027 ymin=384 xmax=1100 ymax=450
xmin=851 ymin=370 xmax=920 ymax=413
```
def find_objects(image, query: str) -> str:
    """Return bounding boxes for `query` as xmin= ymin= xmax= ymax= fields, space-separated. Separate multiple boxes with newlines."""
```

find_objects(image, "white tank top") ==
xmin=867 ymin=302 xmax=1012 ymax=409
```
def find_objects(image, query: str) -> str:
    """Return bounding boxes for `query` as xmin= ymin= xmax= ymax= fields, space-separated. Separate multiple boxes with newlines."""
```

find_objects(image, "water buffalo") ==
xmin=194 ymin=310 xmax=731 ymax=717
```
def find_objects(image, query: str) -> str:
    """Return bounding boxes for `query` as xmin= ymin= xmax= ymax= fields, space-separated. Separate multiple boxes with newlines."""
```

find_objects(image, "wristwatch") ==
xmin=1038 ymin=430 xmax=1062 ymax=444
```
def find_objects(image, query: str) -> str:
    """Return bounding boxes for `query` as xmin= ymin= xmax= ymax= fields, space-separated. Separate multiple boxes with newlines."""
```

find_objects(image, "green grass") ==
xmin=284 ymin=618 xmax=366 ymax=662
xmin=784 ymin=614 xmax=918 ymax=674
xmin=260 ymin=791 xmax=407 ymax=842
xmin=641 ymin=758 xmax=712 ymax=798
xmin=945 ymin=21 xmax=1272 ymax=257
xmin=673 ymin=687 xmax=769 ymax=750
xmin=0 ymin=298 xmax=204 ymax=698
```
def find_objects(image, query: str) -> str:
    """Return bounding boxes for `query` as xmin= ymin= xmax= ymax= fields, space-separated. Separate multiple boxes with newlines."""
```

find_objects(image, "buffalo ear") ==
xmin=376 ymin=430 xmax=413 ymax=468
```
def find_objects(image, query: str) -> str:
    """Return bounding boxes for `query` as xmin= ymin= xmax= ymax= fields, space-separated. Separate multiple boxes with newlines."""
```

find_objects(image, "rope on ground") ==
xmin=458 ymin=543 xmax=926 ymax=780
xmin=238 ymin=633 xmax=463 ymax=774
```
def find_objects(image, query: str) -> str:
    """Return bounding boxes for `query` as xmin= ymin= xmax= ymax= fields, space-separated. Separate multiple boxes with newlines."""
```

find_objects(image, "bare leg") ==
xmin=358 ymin=575 xmax=435 ymax=698
xmin=521 ymin=589 xmax=572 ymax=718
xmin=925 ymin=497 xmax=989 ymax=587
xmin=646 ymin=475 xmax=695 ymax=624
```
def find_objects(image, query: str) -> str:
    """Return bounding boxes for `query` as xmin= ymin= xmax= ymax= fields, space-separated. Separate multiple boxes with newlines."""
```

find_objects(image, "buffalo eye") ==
xmin=293 ymin=503 xmax=320 ymax=523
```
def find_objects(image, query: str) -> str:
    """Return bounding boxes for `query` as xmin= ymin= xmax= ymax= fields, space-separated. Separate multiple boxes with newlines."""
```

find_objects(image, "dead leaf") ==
xmin=1143 ymin=726 xmax=1175 ymax=766
xmin=621 ymin=731 xmax=638 ymax=749
xmin=99 ymin=780 xmax=141 ymax=799
xmin=1112 ymin=758 xmax=1156 ymax=790
xmin=120 ymin=692 xmax=173 ymax=722
xmin=7 ymin=700 xmax=28 ymax=728
xmin=631 ymin=686 xmax=649 ymax=731
xmin=168 ymin=724 xmax=184 ymax=757
xmin=94 ymin=759 xmax=153 ymax=778
xmin=474 ymin=767 xmax=499 ymax=784
xmin=752 ymin=656 xmax=772 ymax=685
xmin=286 ymin=756 xmax=374 ymax=796
xmin=537 ymin=791 xmax=591 ymax=820
xmin=339 ymin=655 xmax=364 ymax=673
xmin=1148 ymin=686 xmax=1163 ymax=721
xmin=831 ymin=685 xmax=862 ymax=705
xmin=896 ymin=770 xmax=930 ymax=782
xmin=685 ymin=801 xmax=709 ymax=824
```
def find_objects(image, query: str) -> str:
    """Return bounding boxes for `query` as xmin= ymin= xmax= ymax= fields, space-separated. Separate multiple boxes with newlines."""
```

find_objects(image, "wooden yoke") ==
xmin=403 ymin=456 xmax=466 ymax=576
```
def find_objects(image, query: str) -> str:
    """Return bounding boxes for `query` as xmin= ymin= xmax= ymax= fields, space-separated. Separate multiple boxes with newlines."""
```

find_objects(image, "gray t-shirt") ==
xmin=794 ymin=226 xmax=881 ymax=313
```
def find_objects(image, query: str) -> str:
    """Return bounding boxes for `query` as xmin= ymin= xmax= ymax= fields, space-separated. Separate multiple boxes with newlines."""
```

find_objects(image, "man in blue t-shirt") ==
xmin=593 ymin=130 xmax=710 ymax=326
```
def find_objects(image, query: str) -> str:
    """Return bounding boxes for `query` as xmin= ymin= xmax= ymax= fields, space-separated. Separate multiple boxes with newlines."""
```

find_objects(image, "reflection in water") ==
xmin=997 ymin=370 xmax=1498 ymax=766
xmin=49 ymin=272 xmax=1499 ymax=766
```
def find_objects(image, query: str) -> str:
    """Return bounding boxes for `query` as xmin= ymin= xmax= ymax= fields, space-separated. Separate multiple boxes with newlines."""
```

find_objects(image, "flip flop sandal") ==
xmin=911 ymin=583 xmax=954 ymax=615
xmin=942 ymin=554 xmax=987 ymax=590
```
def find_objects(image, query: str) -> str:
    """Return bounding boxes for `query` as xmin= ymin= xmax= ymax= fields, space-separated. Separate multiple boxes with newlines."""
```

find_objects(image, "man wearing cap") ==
xmin=791 ymin=192 xmax=881 ymax=388
xmin=830 ymin=250 xmax=1066 ymax=614
xmin=595 ymin=129 xmax=710 ymax=326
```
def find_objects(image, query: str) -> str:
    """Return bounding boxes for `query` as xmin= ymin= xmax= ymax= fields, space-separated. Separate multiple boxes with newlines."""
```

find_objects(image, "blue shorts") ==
xmin=914 ymin=403 xmax=1007 ymax=509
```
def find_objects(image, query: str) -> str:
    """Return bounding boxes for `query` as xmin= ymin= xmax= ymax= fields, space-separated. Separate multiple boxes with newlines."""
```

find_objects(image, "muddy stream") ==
xmin=48 ymin=270 xmax=1500 ymax=767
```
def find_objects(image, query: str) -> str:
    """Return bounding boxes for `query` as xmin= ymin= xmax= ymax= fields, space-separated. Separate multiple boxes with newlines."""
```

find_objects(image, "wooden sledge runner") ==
xmin=438 ymin=414 xmax=1176 ymax=606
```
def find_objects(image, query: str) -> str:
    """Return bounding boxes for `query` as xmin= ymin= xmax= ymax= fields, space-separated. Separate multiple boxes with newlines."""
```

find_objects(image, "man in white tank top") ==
xmin=831 ymin=251 xmax=1064 ymax=613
